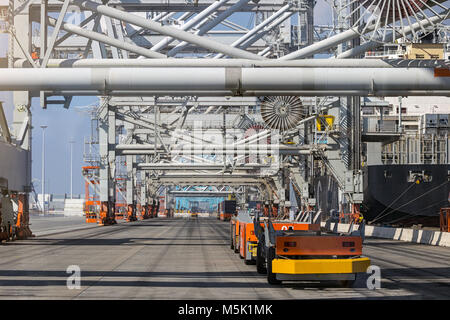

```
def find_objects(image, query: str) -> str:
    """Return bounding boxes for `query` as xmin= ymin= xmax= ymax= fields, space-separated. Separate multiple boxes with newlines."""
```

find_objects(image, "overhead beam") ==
xmin=214 ymin=4 xmax=293 ymax=59
xmin=88 ymin=0 xmax=287 ymax=12
xmin=17 ymin=58 xmax=418 ymax=68
xmin=156 ymin=175 xmax=265 ymax=185
xmin=168 ymin=191 xmax=233 ymax=196
xmin=137 ymin=163 xmax=271 ymax=170
xmin=167 ymin=0 xmax=253 ymax=56
xmin=2 ymin=67 xmax=450 ymax=96
xmin=69 ymin=0 xmax=266 ymax=60
xmin=115 ymin=112 xmax=169 ymax=134
xmin=47 ymin=17 xmax=167 ymax=59
xmin=279 ymin=27 xmax=362 ymax=60
xmin=53 ymin=13 xmax=98 ymax=47
xmin=149 ymin=0 xmax=231 ymax=53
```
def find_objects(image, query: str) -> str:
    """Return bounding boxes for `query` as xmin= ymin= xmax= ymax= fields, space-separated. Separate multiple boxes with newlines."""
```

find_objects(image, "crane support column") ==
xmin=126 ymin=154 xmax=136 ymax=221
xmin=99 ymin=102 xmax=117 ymax=225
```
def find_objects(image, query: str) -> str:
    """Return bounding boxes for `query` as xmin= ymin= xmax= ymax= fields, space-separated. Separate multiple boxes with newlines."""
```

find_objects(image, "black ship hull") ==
xmin=362 ymin=164 xmax=449 ymax=226
xmin=314 ymin=164 xmax=449 ymax=227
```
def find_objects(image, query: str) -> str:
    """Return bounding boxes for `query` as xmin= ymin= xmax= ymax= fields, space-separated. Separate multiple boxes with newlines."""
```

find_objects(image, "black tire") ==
xmin=244 ymin=259 xmax=255 ymax=265
xmin=256 ymin=244 xmax=267 ymax=274
xmin=267 ymin=247 xmax=282 ymax=285
xmin=340 ymin=280 xmax=356 ymax=288
xmin=340 ymin=273 xmax=358 ymax=288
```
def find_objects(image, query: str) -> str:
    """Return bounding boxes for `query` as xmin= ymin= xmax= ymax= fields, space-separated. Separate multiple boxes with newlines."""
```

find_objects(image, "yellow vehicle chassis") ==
xmin=272 ymin=257 xmax=370 ymax=275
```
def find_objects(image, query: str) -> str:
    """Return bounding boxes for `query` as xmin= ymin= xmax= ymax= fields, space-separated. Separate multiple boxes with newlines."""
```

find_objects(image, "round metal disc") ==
xmin=260 ymin=96 xmax=307 ymax=131
xmin=334 ymin=0 xmax=449 ymax=44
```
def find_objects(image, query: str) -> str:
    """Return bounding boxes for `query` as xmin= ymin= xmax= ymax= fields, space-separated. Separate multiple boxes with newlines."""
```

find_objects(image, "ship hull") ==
xmin=362 ymin=164 xmax=449 ymax=226
xmin=314 ymin=164 xmax=449 ymax=227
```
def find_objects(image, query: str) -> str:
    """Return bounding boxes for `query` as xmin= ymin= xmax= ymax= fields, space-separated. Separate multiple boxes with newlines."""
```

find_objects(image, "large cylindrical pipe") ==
xmin=16 ymin=58 xmax=402 ymax=68
xmin=1 ymin=67 xmax=449 ymax=96
xmin=34 ymin=89 xmax=450 ymax=97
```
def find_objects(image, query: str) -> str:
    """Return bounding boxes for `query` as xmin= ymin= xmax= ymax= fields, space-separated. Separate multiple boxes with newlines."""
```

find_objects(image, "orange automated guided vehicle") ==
xmin=231 ymin=210 xmax=320 ymax=265
xmin=253 ymin=212 xmax=371 ymax=286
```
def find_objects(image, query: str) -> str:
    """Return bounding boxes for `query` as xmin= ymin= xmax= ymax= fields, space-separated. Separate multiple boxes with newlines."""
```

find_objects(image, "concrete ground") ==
xmin=0 ymin=217 xmax=449 ymax=299
xmin=29 ymin=214 xmax=96 ymax=236
xmin=28 ymin=214 xmax=127 ymax=236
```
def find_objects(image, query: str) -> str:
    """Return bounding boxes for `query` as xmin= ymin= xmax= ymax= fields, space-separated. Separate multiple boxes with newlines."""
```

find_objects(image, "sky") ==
xmin=30 ymin=97 xmax=98 ymax=196
xmin=0 ymin=1 xmax=334 ymax=196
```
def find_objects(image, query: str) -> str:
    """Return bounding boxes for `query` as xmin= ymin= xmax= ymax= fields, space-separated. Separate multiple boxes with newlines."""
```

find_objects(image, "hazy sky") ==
xmin=30 ymin=97 xmax=98 ymax=196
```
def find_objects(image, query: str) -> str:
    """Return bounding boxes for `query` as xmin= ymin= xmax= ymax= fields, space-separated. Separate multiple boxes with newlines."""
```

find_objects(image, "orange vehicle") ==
xmin=232 ymin=210 xmax=321 ymax=265
xmin=238 ymin=220 xmax=258 ymax=264
xmin=254 ymin=214 xmax=370 ymax=286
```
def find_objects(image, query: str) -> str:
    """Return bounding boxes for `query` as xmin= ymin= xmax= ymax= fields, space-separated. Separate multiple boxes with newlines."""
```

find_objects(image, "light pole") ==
xmin=69 ymin=140 xmax=75 ymax=199
xmin=40 ymin=125 xmax=47 ymax=214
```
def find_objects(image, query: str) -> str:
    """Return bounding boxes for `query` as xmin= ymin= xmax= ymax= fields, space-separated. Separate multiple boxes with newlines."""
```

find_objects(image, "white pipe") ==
xmin=150 ymin=0 xmax=231 ymax=52
xmin=71 ymin=0 xmax=265 ymax=60
xmin=240 ymin=11 xmax=295 ymax=51
xmin=279 ymin=27 xmax=362 ymax=60
xmin=214 ymin=3 xmax=292 ymax=59
xmin=18 ymin=58 xmax=400 ymax=68
xmin=47 ymin=17 xmax=167 ymax=59
xmin=258 ymin=47 xmax=271 ymax=56
xmin=167 ymin=0 xmax=252 ymax=56
xmin=1 ymin=67 xmax=448 ymax=95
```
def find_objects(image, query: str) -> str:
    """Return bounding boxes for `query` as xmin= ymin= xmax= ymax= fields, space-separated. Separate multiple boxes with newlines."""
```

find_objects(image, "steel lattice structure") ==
xmin=0 ymin=0 xmax=448 ymax=230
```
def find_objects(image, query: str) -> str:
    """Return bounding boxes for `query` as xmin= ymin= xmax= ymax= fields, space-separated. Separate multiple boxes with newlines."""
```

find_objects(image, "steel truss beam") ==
xmin=46 ymin=16 xmax=167 ymax=58
xmin=167 ymin=0 xmax=254 ymax=56
xmin=138 ymin=163 xmax=271 ymax=170
xmin=68 ymin=0 xmax=266 ymax=60
xmin=27 ymin=0 xmax=289 ymax=12
xmin=149 ymin=0 xmax=231 ymax=53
